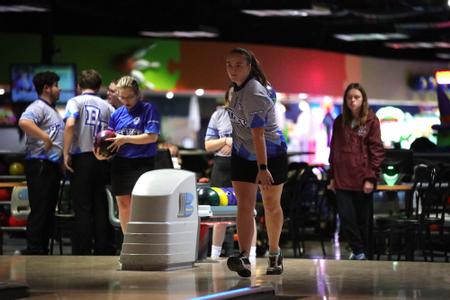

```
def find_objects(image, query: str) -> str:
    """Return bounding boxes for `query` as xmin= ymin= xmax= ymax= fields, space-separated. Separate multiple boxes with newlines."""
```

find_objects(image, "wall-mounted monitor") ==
xmin=10 ymin=64 xmax=77 ymax=103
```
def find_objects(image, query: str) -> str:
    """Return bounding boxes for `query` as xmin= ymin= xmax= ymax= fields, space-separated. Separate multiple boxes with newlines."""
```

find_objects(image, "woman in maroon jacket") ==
xmin=328 ymin=82 xmax=385 ymax=260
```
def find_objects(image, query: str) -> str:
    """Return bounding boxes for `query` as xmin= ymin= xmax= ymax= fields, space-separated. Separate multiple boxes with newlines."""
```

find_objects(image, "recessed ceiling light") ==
xmin=166 ymin=91 xmax=174 ymax=99
xmin=334 ymin=33 xmax=408 ymax=42
xmin=0 ymin=5 xmax=48 ymax=12
xmin=386 ymin=42 xmax=450 ymax=49
xmin=298 ymin=93 xmax=308 ymax=100
xmin=241 ymin=9 xmax=331 ymax=17
xmin=195 ymin=89 xmax=205 ymax=96
xmin=140 ymin=31 xmax=217 ymax=38
xmin=436 ymin=53 xmax=450 ymax=59
xmin=396 ymin=20 xmax=450 ymax=30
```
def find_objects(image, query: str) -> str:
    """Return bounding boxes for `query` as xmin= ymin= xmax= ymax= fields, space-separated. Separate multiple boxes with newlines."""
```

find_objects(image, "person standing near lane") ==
xmin=64 ymin=69 xmax=116 ymax=255
xmin=18 ymin=71 xmax=64 ymax=255
xmin=328 ymin=82 xmax=385 ymax=260
xmin=94 ymin=76 xmax=160 ymax=234
xmin=224 ymin=48 xmax=288 ymax=277
xmin=205 ymin=86 xmax=257 ymax=262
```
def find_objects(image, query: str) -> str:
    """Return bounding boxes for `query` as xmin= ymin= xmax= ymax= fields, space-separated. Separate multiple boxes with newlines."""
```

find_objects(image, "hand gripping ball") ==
xmin=94 ymin=130 xmax=117 ymax=157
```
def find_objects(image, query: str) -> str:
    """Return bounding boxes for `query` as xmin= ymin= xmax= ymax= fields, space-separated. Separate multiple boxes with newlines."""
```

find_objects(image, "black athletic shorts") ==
xmin=231 ymin=152 xmax=288 ymax=185
xmin=110 ymin=156 xmax=155 ymax=196
xmin=210 ymin=156 xmax=232 ymax=187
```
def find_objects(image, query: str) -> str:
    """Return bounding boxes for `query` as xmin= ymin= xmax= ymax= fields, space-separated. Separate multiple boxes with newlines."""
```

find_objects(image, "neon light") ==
xmin=383 ymin=173 xmax=399 ymax=186
xmin=191 ymin=287 xmax=253 ymax=300
xmin=436 ymin=70 xmax=450 ymax=84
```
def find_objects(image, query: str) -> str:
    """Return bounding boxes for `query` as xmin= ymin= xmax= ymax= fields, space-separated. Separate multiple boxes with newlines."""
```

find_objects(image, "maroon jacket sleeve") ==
xmin=364 ymin=116 xmax=385 ymax=183
xmin=328 ymin=117 xmax=339 ymax=179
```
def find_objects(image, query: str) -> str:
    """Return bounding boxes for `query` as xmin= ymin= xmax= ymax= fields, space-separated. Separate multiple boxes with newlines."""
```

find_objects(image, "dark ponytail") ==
xmin=229 ymin=48 xmax=268 ymax=87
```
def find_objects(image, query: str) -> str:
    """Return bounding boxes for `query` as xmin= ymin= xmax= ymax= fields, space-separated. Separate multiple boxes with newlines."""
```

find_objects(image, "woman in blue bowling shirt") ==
xmin=94 ymin=76 xmax=160 ymax=233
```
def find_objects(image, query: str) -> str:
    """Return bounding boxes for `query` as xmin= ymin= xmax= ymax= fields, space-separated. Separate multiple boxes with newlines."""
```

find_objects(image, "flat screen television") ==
xmin=10 ymin=64 xmax=77 ymax=103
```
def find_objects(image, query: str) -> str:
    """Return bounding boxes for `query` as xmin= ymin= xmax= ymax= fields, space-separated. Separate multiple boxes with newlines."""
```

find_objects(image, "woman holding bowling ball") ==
xmin=94 ymin=76 xmax=160 ymax=233
xmin=224 ymin=48 xmax=288 ymax=277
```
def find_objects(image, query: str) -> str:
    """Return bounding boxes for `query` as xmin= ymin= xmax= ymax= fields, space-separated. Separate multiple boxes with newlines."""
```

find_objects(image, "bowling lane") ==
xmin=1 ymin=256 xmax=449 ymax=299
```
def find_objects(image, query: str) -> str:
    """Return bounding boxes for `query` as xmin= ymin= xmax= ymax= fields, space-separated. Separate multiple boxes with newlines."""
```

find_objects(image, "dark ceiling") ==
xmin=2 ymin=0 xmax=450 ymax=61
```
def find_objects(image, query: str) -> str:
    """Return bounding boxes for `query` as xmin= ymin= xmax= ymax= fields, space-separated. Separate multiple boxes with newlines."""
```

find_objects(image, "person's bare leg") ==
xmin=249 ymin=218 xmax=257 ymax=262
xmin=233 ymin=181 xmax=258 ymax=256
xmin=260 ymin=184 xmax=284 ymax=253
xmin=212 ymin=224 xmax=227 ymax=246
xmin=211 ymin=223 xmax=227 ymax=259
xmin=261 ymin=183 xmax=285 ymax=275
xmin=116 ymin=194 xmax=131 ymax=233
xmin=252 ymin=218 xmax=257 ymax=248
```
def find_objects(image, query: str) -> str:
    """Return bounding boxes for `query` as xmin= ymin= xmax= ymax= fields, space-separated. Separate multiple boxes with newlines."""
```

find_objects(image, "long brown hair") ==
xmin=224 ymin=85 xmax=233 ymax=107
xmin=342 ymin=82 xmax=369 ymax=127
xmin=229 ymin=48 xmax=268 ymax=87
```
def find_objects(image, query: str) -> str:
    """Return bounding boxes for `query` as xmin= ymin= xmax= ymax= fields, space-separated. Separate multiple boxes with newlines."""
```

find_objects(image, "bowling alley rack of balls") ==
xmin=197 ymin=186 xmax=237 ymax=206
xmin=0 ymin=160 xmax=27 ymax=228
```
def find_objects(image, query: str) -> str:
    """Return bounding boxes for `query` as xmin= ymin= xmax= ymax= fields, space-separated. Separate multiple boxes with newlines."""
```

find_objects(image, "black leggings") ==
xmin=335 ymin=190 xmax=372 ymax=255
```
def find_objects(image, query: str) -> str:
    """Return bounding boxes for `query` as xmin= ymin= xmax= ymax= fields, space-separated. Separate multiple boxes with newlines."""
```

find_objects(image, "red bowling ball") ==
xmin=94 ymin=130 xmax=117 ymax=157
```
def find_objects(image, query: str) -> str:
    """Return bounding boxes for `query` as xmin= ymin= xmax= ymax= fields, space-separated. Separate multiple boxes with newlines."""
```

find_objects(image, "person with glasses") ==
xmin=94 ymin=76 xmax=160 ymax=233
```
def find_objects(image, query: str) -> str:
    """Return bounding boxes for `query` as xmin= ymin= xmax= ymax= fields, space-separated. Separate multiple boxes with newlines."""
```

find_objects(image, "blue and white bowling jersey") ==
xmin=226 ymin=78 xmax=287 ymax=161
xmin=64 ymin=93 xmax=115 ymax=154
xmin=20 ymin=99 xmax=64 ymax=163
xmin=108 ymin=101 xmax=160 ymax=158
xmin=205 ymin=107 xmax=232 ymax=157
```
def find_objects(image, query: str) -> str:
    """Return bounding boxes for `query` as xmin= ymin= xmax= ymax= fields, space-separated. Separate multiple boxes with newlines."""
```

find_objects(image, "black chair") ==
xmin=50 ymin=178 xmax=74 ymax=255
xmin=155 ymin=148 xmax=174 ymax=169
xmin=374 ymin=164 xmax=436 ymax=261
xmin=282 ymin=162 xmax=327 ymax=258
xmin=417 ymin=165 xmax=450 ymax=262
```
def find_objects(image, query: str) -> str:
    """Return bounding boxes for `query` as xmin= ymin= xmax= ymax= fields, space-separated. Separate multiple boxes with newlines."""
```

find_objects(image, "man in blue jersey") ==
xmin=18 ymin=71 xmax=64 ymax=255
xmin=64 ymin=69 xmax=116 ymax=255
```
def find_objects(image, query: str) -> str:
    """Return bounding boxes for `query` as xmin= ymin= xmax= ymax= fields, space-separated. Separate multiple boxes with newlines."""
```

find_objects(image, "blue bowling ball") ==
xmin=222 ymin=187 xmax=237 ymax=206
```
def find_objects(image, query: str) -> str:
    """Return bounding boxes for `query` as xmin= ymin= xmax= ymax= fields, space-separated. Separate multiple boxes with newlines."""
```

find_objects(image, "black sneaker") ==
xmin=227 ymin=252 xmax=251 ymax=277
xmin=266 ymin=252 xmax=283 ymax=275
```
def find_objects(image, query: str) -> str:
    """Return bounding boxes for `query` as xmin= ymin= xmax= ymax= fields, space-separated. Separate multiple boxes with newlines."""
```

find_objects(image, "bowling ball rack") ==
xmin=198 ymin=205 xmax=238 ymax=226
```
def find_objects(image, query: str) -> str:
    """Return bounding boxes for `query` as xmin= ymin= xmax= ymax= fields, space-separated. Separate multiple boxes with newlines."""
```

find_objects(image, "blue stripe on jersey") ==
xmin=206 ymin=127 xmax=219 ymax=137
xmin=64 ymin=111 xmax=79 ymax=120
xmin=237 ymin=144 xmax=254 ymax=160
xmin=250 ymin=114 xmax=265 ymax=128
